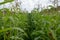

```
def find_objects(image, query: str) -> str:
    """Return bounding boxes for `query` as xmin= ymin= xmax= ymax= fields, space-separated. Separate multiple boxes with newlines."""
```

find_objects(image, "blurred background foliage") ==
xmin=0 ymin=0 xmax=60 ymax=40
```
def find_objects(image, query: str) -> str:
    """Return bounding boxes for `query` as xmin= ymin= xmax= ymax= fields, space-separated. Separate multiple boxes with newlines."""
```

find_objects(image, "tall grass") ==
xmin=0 ymin=9 xmax=60 ymax=40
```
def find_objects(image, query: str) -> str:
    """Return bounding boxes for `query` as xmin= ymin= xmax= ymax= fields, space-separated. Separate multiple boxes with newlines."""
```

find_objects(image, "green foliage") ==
xmin=0 ymin=8 xmax=60 ymax=40
xmin=0 ymin=0 xmax=14 ymax=5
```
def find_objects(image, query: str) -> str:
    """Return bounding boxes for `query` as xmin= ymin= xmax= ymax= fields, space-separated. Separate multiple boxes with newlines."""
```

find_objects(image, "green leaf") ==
xmin=0 ymin=27 xmax=12 ymax=33
xmin=0 ymin=0 xmax=14 ymax=5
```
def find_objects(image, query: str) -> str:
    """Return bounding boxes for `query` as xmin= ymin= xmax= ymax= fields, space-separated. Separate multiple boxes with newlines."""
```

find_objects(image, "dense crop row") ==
xmin=0 ymin=9 xmax=60 ymax=40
